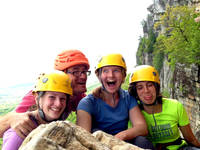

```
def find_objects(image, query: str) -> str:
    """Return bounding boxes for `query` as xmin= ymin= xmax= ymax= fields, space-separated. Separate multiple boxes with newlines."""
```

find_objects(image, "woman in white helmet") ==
xmin=77 ymin=54 xmax=155 ymax=149
xmin=2 ymin=71 xmax=73 ymax=150
xmin=128 ymin=65 xmax=200 ymax=150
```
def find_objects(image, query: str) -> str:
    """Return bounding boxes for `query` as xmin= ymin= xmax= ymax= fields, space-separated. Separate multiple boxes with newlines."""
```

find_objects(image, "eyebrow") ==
xmin=71 ymin=66 xmax=87 ymax=70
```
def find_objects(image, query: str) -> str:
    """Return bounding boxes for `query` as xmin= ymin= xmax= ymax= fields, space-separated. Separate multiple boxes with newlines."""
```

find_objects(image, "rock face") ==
xmin=19 ymin=121 xmax=144 ymax=150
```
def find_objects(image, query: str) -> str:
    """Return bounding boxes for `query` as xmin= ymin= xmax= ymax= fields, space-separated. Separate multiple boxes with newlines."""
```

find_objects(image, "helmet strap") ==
xmin=38 ymin=108 xmax=51 ymax=123
xmin=140 ymin=99 xmax=157 ymax=106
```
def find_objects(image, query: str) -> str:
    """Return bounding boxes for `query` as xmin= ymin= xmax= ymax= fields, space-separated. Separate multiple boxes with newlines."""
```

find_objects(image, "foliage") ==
xmin=153 ymin=48 xmax=165 ymax=73
xmin=136 ymin=28 xmax=157 ymax=65
xmin=154 ymin=5 xmax=200 ymax=67
xmin=197 ymin=88 xmax=200 ymax=96
xmin=162 ymin=88 xmax=170 ymax=97
xmin=0 ymin=103 xmax=18 ymax=116
xmin=121 ymin=73 xmax=131 ymax=90
xmin=0 ymin=139 xmax=2 ymax=150
xmin=136 ymin=37 xmax=146 ymax=65
xmin=144 ymin=28 xmax=156 ymax=53
xmin=67 ymin=111 xmax=76 ymax=123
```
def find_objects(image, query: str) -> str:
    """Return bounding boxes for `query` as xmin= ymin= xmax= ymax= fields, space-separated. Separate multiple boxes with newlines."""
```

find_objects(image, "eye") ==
xmin=49 ymin=95 xmax=56 ymax=100
xmin=60 ymin=97 xmax=67 ymax=102
xmin=136 ymin=85 xmax=143 ymax=91
xmin=73 ymin=71 xmax=80 ymax=76
xmin=113 ymin=69 xmax=121 ymax=73
xmin=147 ymin=82 xmax=154 ymax=87
xmin=102 ymin=69 xmax=109 ymax=74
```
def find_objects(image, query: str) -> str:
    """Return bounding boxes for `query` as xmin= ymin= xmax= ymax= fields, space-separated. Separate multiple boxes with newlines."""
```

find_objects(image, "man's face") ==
xmin=65 ymin=64 xmax=89 ymax=95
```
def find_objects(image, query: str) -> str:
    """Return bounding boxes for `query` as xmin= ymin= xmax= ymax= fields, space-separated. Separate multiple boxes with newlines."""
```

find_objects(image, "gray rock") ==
xmin=19 ymin=121 xmax=144 ymax=150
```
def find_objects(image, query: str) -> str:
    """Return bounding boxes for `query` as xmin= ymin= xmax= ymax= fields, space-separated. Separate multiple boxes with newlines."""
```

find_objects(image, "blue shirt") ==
xmin=77 ymin=89 xmax=138 ymax=135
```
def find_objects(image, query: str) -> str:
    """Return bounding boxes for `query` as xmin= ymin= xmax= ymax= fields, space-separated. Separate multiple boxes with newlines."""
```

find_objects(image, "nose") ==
xmin=107 ymin=70 xmax=114 ymax=77
xmin=79 ymin=73 xmax=87 ymax=80
xmin=144 ymin=85 xmax=150 ymax=93
xmin=54 ymin=98 xmax=62 ymax=107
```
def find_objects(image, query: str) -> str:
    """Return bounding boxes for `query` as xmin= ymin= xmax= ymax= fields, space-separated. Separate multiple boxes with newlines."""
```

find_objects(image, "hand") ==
xmin=114 ymin=131 xmax=127 ymax=141
xmin=10 ymin=112 xmax=36 ymax=139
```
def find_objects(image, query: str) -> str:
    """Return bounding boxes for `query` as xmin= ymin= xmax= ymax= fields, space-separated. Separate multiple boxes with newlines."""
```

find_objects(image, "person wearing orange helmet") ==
xmin=128 ymin=65 xmax=200 ymax=150
xmin=76 ymin=54 xmax=155 ymax=149
xmin=2 ymin=71 xmax=73 ymax=150
xmin=0 ymin=49 xmax=90 ymax=139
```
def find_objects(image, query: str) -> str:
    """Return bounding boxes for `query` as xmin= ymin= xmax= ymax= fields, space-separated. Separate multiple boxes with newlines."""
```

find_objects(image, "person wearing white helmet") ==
xmin=128 ymin=65 xmax=200 ymax=150
xmin=0 ymin=49 xmax=90 ymax=139
xmin=2 ymin=71 xmax=73 ymax=150
xmin=77 ymin=54 xmax=155 ymax=149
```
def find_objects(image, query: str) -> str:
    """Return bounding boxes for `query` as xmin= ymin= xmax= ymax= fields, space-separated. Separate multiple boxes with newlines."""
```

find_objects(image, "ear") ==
xmin=33 ymin=92 xmax=39 ymax=105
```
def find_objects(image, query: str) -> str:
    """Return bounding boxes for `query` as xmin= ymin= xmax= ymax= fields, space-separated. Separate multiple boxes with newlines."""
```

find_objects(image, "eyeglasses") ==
xmin=67 ymin=70 xmax=91 ymax=77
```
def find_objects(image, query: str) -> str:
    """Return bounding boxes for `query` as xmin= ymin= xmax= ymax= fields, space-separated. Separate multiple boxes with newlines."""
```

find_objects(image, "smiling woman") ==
xmin=76 ymin=53 xmax=155 ymax=149
xmin=2 ymin=71 xmax=73 ymax=150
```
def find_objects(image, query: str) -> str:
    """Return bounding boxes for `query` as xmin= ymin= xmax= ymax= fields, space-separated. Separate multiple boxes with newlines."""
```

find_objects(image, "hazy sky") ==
xmin=0 ymin=0 xmax=152 ymax=88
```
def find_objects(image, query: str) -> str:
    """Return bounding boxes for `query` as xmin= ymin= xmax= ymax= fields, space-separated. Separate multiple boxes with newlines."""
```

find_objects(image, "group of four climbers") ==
xmin=1 ymin=49 xmax=200 ymax=150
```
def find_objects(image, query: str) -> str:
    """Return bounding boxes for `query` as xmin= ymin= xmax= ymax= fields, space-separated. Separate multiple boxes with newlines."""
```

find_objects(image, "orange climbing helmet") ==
xmin=129 ymin=65 xmax=160 ymax=84
xmin=54 ymin=49 xmax=90 ymax=71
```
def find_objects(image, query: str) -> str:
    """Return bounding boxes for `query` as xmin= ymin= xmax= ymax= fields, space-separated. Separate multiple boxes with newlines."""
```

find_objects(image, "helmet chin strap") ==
xmin=140 ymin=99 xmax=157 ymax=106
xmin=38 ymin=108 xmax=51 ymax=123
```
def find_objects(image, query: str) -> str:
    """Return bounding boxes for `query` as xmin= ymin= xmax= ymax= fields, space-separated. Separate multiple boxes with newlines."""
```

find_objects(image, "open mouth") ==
xmin=77 ymin=81 xmax=86 ymax=85
xmin=106 ymin=80 xmax=116 ymax=87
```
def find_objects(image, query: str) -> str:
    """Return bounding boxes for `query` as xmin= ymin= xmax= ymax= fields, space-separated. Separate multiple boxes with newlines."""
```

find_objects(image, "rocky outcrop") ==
xmin=19 ymin=121 xmax=144 ymax=150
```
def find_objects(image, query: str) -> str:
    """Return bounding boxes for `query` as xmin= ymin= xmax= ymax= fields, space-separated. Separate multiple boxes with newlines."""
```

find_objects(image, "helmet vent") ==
xmin=42 ymin=78 xmax=48 ymax=83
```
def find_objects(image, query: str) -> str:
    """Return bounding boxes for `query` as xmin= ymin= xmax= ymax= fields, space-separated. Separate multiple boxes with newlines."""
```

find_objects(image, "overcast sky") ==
xmin=0 ymin=0 xmax=152 ymax=88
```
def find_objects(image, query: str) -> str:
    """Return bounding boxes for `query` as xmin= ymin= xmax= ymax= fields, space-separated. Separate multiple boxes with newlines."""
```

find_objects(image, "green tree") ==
xmin=136 ymin=28 xmax=157 ymax=65
xmin=154 ymin=5 xmax=200 ymax=66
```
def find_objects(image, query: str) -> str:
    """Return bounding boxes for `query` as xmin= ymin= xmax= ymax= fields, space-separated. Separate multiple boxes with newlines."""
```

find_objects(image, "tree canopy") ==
xmin=154 ymin=5 xmax=200 ymax=66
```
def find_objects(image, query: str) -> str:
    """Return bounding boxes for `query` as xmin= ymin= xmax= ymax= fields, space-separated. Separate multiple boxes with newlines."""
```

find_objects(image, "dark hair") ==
xmin=128 ymin=82 xmax=162 ymax=110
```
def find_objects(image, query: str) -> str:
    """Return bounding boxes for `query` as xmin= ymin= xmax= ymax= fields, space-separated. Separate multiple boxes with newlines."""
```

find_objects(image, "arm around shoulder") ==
xmin=0 ymin=112 xmax=15 ymax=137
xmin=0 ymin=111 xmax=36 ymax=139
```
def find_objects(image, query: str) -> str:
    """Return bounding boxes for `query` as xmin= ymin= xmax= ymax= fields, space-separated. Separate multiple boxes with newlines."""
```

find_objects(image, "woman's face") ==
xmin=136 ymin=81 xmax=157 ymax=105
xmin=100 ymin=66 xmax=124 ymax=94
xmin=39 ymin=91 xmax=67 ymax=121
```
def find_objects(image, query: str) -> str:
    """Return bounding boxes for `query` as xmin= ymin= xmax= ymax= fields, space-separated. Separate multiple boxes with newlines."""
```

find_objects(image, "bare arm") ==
xmin=180 ymin=124 xmax=200 ymax=147
xmin=76 ymin=110 xmax=92 ymax=132
xmin=115 ymin=106 xmax=148 ymax=141
xmin=0 ymin=112 xmax=14 ymax=137
xmin=0 ymin=111 xmax=36 ymax=139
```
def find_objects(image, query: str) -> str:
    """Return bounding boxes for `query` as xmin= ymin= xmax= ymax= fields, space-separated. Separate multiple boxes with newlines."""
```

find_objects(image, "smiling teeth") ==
xmin=107 ymin=79 xmax=115 ymax=82
xmin=51 ymin=108 xmax=60 ymax=112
